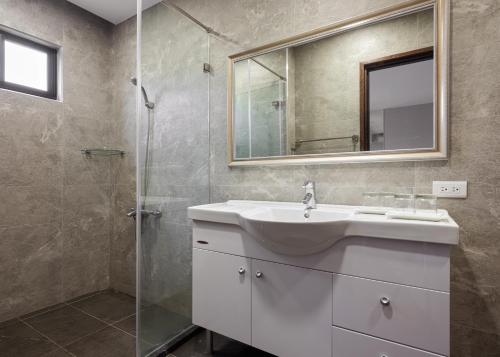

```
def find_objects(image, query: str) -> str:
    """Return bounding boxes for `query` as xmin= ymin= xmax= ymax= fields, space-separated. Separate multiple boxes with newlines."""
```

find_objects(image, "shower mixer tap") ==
xmin=127 ymin=208 xmax=162 ymax=219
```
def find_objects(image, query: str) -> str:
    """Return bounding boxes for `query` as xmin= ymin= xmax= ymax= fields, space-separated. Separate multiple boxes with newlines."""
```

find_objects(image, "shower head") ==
xmin=130 ymin=77 xmax=155 ymax=110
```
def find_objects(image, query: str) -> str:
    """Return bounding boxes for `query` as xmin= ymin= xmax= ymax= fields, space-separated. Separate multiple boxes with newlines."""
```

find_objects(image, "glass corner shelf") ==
xmin=81 ymin=148 xmax=125 ymax=157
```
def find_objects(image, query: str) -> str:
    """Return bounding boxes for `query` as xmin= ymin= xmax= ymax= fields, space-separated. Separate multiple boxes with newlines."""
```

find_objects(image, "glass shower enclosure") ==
xmin=136 ymin=1 xmax=210 ymax=355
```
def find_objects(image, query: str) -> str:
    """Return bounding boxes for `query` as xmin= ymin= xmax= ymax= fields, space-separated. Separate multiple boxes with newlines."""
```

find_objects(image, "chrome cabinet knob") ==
xmin=238 ymin=267 xmax=246 ymax=275
xmin=380 ymin=296 xmax=391 ymax=306
xmin=255 ymin=271 xmax=263 ymax=278
xmin=380 ymin=355 xmax=389 ymax=357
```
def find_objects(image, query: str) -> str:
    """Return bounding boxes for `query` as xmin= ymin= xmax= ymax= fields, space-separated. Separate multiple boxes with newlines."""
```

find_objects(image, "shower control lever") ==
xmin=380 ymin=296 xmax=391 ymax=306
xmin=127 ymin=208 xmax=162 ymax=219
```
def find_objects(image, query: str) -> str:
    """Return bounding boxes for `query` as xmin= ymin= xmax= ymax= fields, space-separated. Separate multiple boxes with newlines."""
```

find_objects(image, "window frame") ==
xmin=0 ymin=30 xmax=58 ymax=100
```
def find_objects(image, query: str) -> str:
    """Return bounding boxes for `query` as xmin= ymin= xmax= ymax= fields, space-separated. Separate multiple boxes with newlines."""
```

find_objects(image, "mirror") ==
xmin=228 ymin=0 xmax=448 ymax=166
xmin=361 ymin=47 xmax=434 ymax=151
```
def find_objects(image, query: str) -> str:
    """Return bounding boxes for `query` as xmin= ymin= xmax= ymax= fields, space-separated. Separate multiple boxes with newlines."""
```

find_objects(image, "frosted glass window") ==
xmin=4 ymin=40 xmax=48 ymax=91
xmin=0 ymin=30 xmax=58 ymax=99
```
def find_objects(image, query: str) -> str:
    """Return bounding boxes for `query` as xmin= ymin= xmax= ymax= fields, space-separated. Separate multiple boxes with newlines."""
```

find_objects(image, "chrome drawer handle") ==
xmin=255 ymin=271 xmax=263 ymax=278
xmin=380 ymin=296 xmax=391 ymax=306
xmin=238 ymin=267 xmax=246 ymax=275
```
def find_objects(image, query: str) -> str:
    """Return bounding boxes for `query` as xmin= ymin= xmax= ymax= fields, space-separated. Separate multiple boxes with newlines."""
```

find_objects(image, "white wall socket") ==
xmin=432 ymin=181 xmax=468 ymax=198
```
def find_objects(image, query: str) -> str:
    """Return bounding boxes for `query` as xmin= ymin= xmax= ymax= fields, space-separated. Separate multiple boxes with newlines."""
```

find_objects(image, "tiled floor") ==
xmin=1 ymin=291 xmax=274 ymax=357
xmin=168 ymin=329 xmax=276 ymax=357
xmin=0 ymin=290 xmax=136 ymax=357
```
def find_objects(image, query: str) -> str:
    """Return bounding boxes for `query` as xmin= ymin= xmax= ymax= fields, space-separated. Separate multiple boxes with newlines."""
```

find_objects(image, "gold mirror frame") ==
xmin=227 ymin=0 xmax=449 ymax=166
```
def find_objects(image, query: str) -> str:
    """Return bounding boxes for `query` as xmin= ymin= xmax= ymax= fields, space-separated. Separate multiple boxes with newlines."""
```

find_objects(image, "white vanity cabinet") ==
xmin=193 ymin=248 xmax=333 ymax=357
xmin=190 ymin=201 xmax=458 ymax=357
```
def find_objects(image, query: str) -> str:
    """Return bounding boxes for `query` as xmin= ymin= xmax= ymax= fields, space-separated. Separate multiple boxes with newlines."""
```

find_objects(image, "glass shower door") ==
xmin=137 ymin=2 xmax=210 ymax=356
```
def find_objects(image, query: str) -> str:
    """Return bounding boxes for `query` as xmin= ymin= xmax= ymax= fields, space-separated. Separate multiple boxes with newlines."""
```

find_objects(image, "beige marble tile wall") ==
xmin=0 ymin=0 xmax=115 ymax=321
xmin=166 ymin=0 xmax=499 ymax=355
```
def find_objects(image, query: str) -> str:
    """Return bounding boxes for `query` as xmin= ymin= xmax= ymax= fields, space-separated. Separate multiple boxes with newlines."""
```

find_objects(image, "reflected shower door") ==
xmin=137 ymin=2 xmax=209 ymax=356
xmin=234 ymin=58 xmax=287 ymax=159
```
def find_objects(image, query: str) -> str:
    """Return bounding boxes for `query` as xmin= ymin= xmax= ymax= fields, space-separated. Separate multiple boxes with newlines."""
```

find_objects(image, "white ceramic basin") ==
xmin=239 ymin=207 xmax=350 ymax=255
xmin=188 ymin=200 xmax=459 ymax=256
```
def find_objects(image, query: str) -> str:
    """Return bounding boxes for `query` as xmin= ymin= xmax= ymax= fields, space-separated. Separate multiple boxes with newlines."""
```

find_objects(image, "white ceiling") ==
xmin=67 ymin=0 xmax=163 ymax=25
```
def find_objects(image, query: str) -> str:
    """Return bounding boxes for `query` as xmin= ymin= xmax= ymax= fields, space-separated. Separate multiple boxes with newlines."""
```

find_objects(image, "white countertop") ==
xmin=188 ymin=200 xmax=459 ymax=246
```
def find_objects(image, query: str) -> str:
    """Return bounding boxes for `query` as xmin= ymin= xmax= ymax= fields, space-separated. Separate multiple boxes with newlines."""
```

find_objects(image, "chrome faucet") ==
xmin=302 ymin=180 xmax=317 ymax=218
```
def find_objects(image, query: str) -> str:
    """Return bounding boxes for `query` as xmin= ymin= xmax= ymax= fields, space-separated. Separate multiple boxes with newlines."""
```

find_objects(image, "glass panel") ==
xmin=4 ymin=40 xmax=48 ymax=91
xmin=137 ymin=2 xmax=209 ymax=356
xmin=234 ymin=60 xmax=250 ymax=159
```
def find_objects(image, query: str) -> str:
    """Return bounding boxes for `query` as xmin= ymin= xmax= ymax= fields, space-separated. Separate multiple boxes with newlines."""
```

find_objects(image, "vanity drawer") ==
xmin=332 ymin=326 xmax=444 ymax=357
xmin=332 ymin=274 xmax=449 ymax=355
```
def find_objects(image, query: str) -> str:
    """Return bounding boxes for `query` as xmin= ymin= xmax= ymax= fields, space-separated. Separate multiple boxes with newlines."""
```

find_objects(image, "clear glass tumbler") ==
xmin=379 ymin=192 xmax=396 ymax=208
xmin=415 ymin=194 xmax=438 ymax=214
xmin=362 ymin=192 xmax=382 ymax=207
xmin=393 ymin=193 xmax=415 ymax=212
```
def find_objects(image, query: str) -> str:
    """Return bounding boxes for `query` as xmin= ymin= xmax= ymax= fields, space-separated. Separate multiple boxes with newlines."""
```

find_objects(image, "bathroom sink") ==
xmin=188 ymin=200 xmax=459 ymax=256
xmin=239 ymin=207 xmax=350 ymax=255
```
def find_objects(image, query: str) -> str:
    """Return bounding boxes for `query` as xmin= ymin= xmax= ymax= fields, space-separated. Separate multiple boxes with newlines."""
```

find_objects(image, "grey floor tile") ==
xmin=40 ymin=348 xmax=74 ymax=356
xmin=0 ymin=320 xmax=60 ymax=357
xmin=113 ymin=315 xmax=136 ymax=336
xmin=0 ymin=318 xmax=18 ymax=328
xmin=24 ymin=306 xmax=107 ymax=346
xmin=170 ymin=329 xmax=276 ymax=357
xmin=70 ymin=290 xmax=136 ymax=324
xmin=65 ymin=326 xmax=135 ymax=357
xmin=140 ymin=305 xmax=190 ymax=347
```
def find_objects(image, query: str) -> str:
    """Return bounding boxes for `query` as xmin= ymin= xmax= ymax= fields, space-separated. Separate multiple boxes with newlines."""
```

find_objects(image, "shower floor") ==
xmin=0 ymin=290 xmax=136 ymax=357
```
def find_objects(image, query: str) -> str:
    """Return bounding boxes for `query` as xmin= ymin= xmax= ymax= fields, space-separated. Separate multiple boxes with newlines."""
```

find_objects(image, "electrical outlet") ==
xmin=432 ymin=181 xmax=468 ymax=198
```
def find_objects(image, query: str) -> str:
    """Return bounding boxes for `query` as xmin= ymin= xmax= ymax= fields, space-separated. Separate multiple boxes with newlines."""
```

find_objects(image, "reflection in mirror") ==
xmin=231 ymin=5 xmax=438 ymax=162
xmin=361 ymin=48 xmax=434 ymax=151
xmin=234 ymin=50 xmax=287 ymax=159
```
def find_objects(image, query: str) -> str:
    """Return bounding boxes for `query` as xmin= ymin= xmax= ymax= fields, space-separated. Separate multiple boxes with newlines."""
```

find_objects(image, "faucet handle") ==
xmin=302 ymin=192 xmax=312 ymax=204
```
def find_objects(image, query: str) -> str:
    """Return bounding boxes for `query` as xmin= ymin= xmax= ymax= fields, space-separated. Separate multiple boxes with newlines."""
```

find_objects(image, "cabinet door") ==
xmin=193 ymin=248 xmax=251 ymax=345
xmin=252 ymin=260 xmax=332 ymax=357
